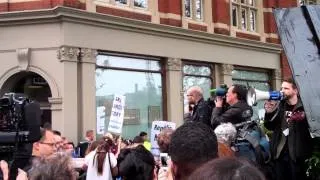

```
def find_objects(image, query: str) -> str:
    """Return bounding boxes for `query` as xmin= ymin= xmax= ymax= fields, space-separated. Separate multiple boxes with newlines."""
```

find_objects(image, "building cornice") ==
xmin=0 ymin=6 xmax=282 ymax=54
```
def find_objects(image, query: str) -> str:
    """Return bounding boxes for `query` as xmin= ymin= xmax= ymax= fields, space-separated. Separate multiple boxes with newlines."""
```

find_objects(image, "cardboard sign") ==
xmin=96 ymin=106 xmax=105 ymax=135
xmin=150 ymin=121 xmax=176 ymax=156
xmin=107 ymin=95 xmax=126 ymax=134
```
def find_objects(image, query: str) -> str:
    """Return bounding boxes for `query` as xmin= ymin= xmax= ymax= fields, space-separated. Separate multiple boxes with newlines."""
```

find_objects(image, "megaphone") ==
xmin=210 ymin=84 xmax=228 ymax=96
xmin=247 ymin=87 xmax=283 ymax=106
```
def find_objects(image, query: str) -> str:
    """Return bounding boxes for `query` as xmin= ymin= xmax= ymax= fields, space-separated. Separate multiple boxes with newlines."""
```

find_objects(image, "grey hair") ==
xmin=189 ymin=86 xmax=203 ymax=97
xmin=29 ymin=153 xmax=77 ymax=180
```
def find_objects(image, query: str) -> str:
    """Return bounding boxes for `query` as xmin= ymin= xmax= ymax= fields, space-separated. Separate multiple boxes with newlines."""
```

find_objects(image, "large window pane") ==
xmin=115 ymin=0 xmax=128 ymax=5
xmin=97 ymin=55 xmax=161 ymax=71
xmin=195 ymin=0 xmax=203 ymax=20
xmin=241 ymin=8 xmax=246 ymax=30
xmin=183 ymin=65 xmax=211 ymax=76
xmin=232 ymin=70 xmax=270 ymax=120
xmin=232 ymin=5 xmax=238 ymax=27
xmin=185 ymin=0 xmax=192 ymax=18
xmin=96 ymin=57 xmax=162 ymax=139
xmin=134 ymin=0 xmax=147 ymax=8
xmin=249 ymin=10 xmax=256 ymax=31
xmin=183 ymin=63 xmax=213 ymax=114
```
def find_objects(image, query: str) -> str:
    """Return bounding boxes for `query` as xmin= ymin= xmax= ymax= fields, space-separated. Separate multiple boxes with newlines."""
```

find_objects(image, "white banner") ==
xmin=96 ymin=106 xmax=105 ymax=135
xmin=107 ymin=95 xmax=126 ymax=134
xmin=150 ymin=121 xmax=176 ymax=156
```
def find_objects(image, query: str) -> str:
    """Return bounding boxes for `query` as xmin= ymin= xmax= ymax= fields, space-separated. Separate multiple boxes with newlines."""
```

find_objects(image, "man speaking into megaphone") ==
xmin=263 ymin=78 xmax=313 ymax=180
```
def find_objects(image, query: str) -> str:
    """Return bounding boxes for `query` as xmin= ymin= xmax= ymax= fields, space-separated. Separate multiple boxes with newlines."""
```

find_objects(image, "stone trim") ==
xmin=0 ymin=6 xmax=281 ymax=54
xmin=16 ymin=48 xmax=30 ymax=71
xmin=57 ymin=46 xmax=80 ymax=62
xmin=167 ymin=58 xmax=181 ymax=71
xmin=80 ymin=48 xmax=97 ymax=64
xmin=221 ymin=64 xmax=234 ymax=76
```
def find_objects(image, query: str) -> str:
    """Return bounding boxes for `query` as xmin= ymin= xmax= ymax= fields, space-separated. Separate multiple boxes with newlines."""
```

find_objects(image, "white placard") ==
xmin=96 ymin=106 xmax=105 ymax=135
xmin=150 ymin=121 xmax=176 ymax=156
xmin=107 ymin=95 xmax=126 ymax=134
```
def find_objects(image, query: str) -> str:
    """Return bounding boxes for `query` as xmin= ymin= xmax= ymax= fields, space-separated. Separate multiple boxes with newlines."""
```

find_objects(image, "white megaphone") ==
xmin=247 ymin=87 xmax=283 ymax=106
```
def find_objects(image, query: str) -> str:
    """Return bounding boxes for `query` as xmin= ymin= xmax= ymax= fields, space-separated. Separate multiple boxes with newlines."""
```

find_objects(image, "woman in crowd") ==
xmin=85 ymin=138 xmax=118 ymax=180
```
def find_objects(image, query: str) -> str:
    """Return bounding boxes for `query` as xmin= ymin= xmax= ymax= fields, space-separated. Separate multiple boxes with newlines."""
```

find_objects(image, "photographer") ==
xmin=211 ymin=84 xmax=253 ymax=130
xmin=264 ymin=78 xmax=313 ymax=180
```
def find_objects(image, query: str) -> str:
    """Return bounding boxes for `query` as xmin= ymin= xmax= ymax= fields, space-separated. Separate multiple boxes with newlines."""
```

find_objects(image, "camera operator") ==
xmin=9 ymin=128 xmax=57 ymax=179
xmin=211 ymin=84 xmax=253 ymax=130
xmin=185 ymin=86 xmax=212 ymax=127
xmin=264 ymin=78 xmax=313 ymax=180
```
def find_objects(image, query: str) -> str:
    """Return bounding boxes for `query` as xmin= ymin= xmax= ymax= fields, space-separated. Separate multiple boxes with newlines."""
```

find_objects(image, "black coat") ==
xmin=211 ymin=100 xmax=253 ymax=129
xmin=264 ymin=99 xmax=313 ymax=161
xmin=190 ymin=98 xmax=213 ymax=127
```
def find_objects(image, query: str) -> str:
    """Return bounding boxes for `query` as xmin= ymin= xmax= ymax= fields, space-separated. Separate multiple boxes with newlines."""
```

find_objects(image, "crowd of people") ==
xmin=0 ymin=78 xmax=314 ymax=180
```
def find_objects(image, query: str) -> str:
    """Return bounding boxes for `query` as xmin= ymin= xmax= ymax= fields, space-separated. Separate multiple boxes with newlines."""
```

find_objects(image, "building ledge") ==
xmin=0 ymin=6 xmax=282 ymax=54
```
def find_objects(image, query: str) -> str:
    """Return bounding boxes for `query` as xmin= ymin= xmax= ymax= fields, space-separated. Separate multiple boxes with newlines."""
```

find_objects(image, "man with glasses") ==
xmin=185 ymin=86 xmax=212 ymax=127
xmin=33 ymin=129 xmax=57 ymax=157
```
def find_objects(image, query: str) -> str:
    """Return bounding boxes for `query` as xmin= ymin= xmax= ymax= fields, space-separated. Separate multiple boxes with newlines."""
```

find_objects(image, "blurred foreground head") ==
xmin=169 ymin=122 xmax=218 ymax=180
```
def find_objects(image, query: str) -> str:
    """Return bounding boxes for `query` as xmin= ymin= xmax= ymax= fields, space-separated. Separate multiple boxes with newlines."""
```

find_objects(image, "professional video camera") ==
xmin=0 ymin=93 xmax=41 ymax=154
xmin=209 ymin=84 xmax=228 ymax=97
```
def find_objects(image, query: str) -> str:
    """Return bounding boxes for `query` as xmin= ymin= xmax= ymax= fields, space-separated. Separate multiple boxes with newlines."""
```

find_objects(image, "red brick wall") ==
xmin=281 ymin=51 xmax=293 ymax=79
xmin=158 ymin=0 xmax=182 ymax=27
xmin=212 ymin=0 xmax=230 ymax=35
xmin=96 ymin=6 xmax=151 ymax=22
xmin=158 ymin=0 xmax=181 ymax=15
xmin=0 ymin=0 xmax=84 ymax=12
xmin=188 ymin=23 xmax=207 ymax=32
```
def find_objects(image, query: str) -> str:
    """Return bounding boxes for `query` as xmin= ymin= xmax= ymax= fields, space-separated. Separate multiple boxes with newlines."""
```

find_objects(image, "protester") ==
xmin=28 ymin=153 xmax=77 ymax=180
xmin=157 ymin=128 xmax=174 ymax=153
xmin=85 ymin=138 xmax=118 ymax=180
xmin=168 ymin=122 xmax=218 ymax=180
xmin=211 ymin=84 xmax=253 ymax=129
xmin=264 ymin=78 xmax=313 ymax=180
xmin=140 ymin=131 xmax=152 ymax=151
xmin=185 ymin=86 xmax=213 ymax=127
xmin=118 ymin=144 xmax=155 ymax=180
xmin=187 ymin=157 xmax=266 ymax=180
xmin=77 ymin=130 xmax=95 ymax=158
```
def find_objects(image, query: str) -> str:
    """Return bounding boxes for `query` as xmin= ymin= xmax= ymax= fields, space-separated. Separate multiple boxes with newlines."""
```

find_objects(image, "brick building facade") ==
xmin=0 ymin=0 xmax=307 ymax=142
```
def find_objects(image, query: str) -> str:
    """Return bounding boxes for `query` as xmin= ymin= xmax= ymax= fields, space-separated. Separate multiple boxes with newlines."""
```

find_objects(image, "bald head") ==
xmin=187 ymin=86 xmax=204 ymax=104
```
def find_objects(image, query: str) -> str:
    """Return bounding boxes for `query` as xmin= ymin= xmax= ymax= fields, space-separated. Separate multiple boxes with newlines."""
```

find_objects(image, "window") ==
xmin=182 ymin=62 xmax=214 ymax=113
xmin=184 ymin=0 xmax=204 ymax=21
xmin=114 ymin=0 xmax=148 ymax=9
xmin=96 ymin=53 xmax=163 ymax=139
xmin=232 ymin=69 xmax=271 ymax=120
xmin=299 ymin=0 xmax=320 ymax=5
xmin=232 ymin=0 xmax=257 ymax=32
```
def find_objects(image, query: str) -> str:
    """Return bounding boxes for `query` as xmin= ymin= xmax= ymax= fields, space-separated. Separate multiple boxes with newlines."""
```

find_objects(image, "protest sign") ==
xmin=96 ymin=106 xmax=105 ymax=135
xmin=150 ymin=121 xmax=176 ymax=156
xmin=107 ymin=95 xmax=126 ymax=134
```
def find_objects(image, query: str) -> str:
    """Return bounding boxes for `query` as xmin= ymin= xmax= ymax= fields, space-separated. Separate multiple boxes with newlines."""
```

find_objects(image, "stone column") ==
xmin=220 ymin=64 xmax=234 ymax=86
xmin=79 ymin=48 xmax=97 ymax=140
xmin=49 ymin=97 xmax=63 ymax=132
xmin=272 ymin=69 xmax=282 ymax=90
xmin=166 ymin=58 xmax=184 ymax=127
xmin=57 ymin=46 xmax=80 ymax=143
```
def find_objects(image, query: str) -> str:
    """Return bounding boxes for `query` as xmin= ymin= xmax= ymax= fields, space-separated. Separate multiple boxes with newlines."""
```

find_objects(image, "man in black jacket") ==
xmin=264 ymin=78 xmax=313 ymax=180
xmin=211 ymin=84 xmax=253 ymax=129
xmin=185 ymin=86 xmax=212 ymax=127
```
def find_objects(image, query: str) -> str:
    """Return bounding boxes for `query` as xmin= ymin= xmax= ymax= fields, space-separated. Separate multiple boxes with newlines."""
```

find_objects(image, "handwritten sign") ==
xmin=96 ymin=106 xmax=105 ymax=135
xmin=107 ymin=95 xmax=126 ymax=134
xmin=150 ymin=121 xmax=176 ymax=156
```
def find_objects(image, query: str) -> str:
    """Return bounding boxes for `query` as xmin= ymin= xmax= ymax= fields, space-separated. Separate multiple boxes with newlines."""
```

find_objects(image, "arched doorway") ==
xmin=0 ymin=72 xmax=52 ymax=127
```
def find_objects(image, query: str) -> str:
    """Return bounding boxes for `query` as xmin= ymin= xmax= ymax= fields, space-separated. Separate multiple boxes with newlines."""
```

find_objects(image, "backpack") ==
xmin=233 ymin=120 xmax=271 ymax=165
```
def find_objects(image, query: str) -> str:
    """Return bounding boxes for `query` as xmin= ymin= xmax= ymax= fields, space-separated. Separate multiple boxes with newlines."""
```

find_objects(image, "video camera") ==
xmin=0 ymin=93 xmax=41 ymax=146
xmin=209 ymin=84 xmax=228 ymax=97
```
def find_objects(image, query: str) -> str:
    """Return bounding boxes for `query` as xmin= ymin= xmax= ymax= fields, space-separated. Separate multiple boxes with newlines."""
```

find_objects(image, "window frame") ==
xmin=182 ymin=60 xmax=215 ymax=113
xmin=184 ymin=0 xmax=204 ymax=21
xmin=96 ymin=51 xmax=168 ymax=129
xmin=231 ymin=0 xmax=258 ymax=32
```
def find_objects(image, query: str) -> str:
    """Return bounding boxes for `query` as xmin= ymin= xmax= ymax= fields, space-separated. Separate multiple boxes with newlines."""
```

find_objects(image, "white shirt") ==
xmin=85 ymin=150 xmax=117 ymax=180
